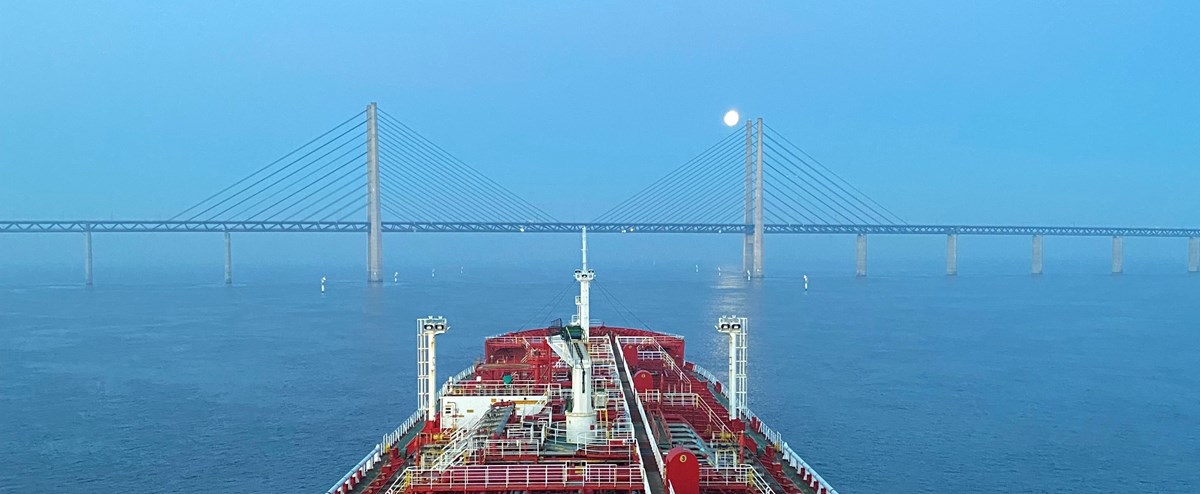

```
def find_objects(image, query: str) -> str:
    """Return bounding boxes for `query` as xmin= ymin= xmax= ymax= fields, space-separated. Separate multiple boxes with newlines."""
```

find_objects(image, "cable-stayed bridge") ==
xmin=3 ymin=103 xmax=1198 ymax=284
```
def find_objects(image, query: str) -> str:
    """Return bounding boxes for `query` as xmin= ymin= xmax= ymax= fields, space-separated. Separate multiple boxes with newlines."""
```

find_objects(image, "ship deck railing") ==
xmin=612 ymin=334 xmax=665 ymax=494
xmin=326 ymin=406 xmax=427 ymax=494
xmin=690 ymin=362 xmax=840 ymax=494
xmin=701 ymin=465 xmax=777 ymax=494
xmin=394 ymin=463 xmax=644 ymax=492
xmin=645 ymin=391 xmax=734 ymax=437
xmin=616 ymin=335 xmax=693 ymax=392
xmin=442 ymin=381 xmax=558 ymax=398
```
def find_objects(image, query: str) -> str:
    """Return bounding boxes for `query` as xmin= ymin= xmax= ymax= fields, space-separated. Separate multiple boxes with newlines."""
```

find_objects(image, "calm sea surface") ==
xmin=1 ymin=262 xmax=1198 ymax=493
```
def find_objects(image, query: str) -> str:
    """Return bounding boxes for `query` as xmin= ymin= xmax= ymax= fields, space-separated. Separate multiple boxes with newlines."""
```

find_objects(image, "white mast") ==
xmin=575 ymin=226 xmax=594 ymax=340
xmin=564 ymin=227 xmax=596 ymax=444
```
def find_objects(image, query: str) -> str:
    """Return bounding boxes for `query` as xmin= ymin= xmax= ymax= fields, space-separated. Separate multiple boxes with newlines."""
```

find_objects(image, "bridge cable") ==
xmin=375 ymin=126 xmax=529 ymax=223
xmin=759 ymin=156 xmax=841 ymax=224
xmin=764 ymin=137 xmax=881 ymax=224
xmin=258 ymin=151 xmax=368 ymax=221
xmin=243 ymin=147 xmax=365 ymax=221
xmin=592 ymin=128 xmax=743 ymax=223
xmin=181 ymin=121 xmax=365 ymax=221
xmin=169 ymin=111 xmax=364 ymax=221
xmin=267 ymin=158 xmax=368 ymax=221
xmin=640 ymin=142 xmax=745 ymax=224
xmin=218 ymin=131 xmax=365 ymax=221
xmin=294 ymin=175 xmax=373 ymax=222
xmin=378 ymin=110 xmax=557 ymax=222
xmin=764 ymin=124 xmax=905 ymax=224
xmin=375 ymin=124 xmax=529 ymax=222
xmin=762 ymin=141 xmax=866 ymax=224
xmin=377 ymin=122 xmax=541 ymax=224
xmin=376 ymin=146 xmax=495 ymax=222
xmin=636 ymin=141 xmax=744 ymax=223
xmin=379 ymin=111 xmax=557 ymax=222
xmin=598 ymin=130 xmax=744 ymax=224
xmin=593 ymin=131 xmax=741 ymax=223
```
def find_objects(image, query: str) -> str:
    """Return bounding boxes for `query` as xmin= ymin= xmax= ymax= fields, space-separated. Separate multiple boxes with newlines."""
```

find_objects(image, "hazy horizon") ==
xmin=3 ymin=2 xmax=1198 ymax=268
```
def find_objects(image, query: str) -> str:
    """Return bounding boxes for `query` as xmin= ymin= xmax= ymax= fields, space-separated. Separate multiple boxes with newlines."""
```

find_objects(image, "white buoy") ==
xmin=393 ymin=272 xmax=399 ymax=282
xmin=431 ymin=268 xmax=436 ymax=278
xmin=745 ymin=270 xmax=751 ymax=280
xmin=695 ymin=264 xmax=699 ymax=273
xmin=320 ymin=276 xmax=326 ymax=294
xmin=803 ymin=274 xmax=809 ymax=291
xmin=717 ymin=267 xmax=722 ymax=277
xmin=460 ymin=266 xmax=464 ymax=274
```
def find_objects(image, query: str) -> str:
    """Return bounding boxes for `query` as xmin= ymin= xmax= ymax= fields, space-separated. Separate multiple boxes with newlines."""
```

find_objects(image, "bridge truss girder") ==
xmin=2 ymin=221 xmax=1199 ymax=238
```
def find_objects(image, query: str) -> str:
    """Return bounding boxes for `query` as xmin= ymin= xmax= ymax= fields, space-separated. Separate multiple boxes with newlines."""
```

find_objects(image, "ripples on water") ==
xmin=1 ymin=262 xmax=1197 ymax=493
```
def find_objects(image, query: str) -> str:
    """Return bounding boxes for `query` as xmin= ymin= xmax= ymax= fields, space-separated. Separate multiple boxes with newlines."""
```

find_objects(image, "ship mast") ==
xmin=575 ymin=227 xmax=593 ymax=340
xmin=563 ymin=227 xmax=596 ymax=444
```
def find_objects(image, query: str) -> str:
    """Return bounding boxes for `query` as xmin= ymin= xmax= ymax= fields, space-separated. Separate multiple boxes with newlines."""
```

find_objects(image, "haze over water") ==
xmin=2 ymin=261 xmax=1197 ymax=493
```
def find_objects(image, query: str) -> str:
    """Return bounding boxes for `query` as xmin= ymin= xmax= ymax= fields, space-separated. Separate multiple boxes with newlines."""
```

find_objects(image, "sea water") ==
xmin=1 ymin=262 xmax=1197 ymax=493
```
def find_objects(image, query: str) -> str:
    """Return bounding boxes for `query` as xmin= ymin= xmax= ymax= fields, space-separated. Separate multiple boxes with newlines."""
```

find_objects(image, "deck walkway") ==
xmin=612 ymin=337 xmax=666 ymax=494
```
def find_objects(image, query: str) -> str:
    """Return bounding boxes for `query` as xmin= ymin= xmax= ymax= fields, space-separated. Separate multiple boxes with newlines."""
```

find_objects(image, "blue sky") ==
xmin=2 ymin=2 xmax=1198 ymax=271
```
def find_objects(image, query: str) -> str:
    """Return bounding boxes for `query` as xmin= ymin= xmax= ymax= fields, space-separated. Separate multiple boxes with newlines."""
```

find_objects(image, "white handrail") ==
xmin=690 ymin=363 xmax=839 ymax=494
xmin=327 ymin=364 xmax=477 ymax=494
xmin=615 ymin=337 xmax=666 ymax=482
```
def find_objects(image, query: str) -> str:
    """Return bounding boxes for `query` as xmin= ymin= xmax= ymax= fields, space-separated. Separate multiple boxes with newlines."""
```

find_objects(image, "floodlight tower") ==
xmin=716 ymin=316 xmax=748 ymax=421
xmin=417 ymin=316 xmax=449 ymax=420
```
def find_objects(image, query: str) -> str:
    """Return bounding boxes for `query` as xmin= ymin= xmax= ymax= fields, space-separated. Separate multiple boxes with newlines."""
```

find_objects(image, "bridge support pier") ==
xmin=224 ymin=232 xmax=232 ymax=284
xmin=83 ymin=231 xmax=93 ymax=286
xmin=855 ymin=234 xmax=867 ymax=277
xmin=1111 ymin=236 xmax=1123 ymax=274
xmin=946 ymin=233 xmax=958 ymax=276
xmin=1032 ymin=234 xmax=1044 ymax=275
xmin=1189 ymin=237 xmax=1199 ymax=273
xmin=366 ymin=102 xmax=383 ymax=283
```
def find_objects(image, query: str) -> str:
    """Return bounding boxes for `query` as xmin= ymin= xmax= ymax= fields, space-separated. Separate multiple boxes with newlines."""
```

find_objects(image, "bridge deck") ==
xmin=2 ymin=221 xmax=1198 ymax=237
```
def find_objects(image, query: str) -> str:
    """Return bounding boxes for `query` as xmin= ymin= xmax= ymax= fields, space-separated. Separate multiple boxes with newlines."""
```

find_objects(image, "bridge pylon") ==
xmin=742 ymin=118 xmax=765 ymax=278
xmin=366 ymin=102 xmax=383 ymax=283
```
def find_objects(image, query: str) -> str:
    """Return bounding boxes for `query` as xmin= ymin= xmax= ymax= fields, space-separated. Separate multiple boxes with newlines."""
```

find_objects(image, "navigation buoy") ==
xmin=393 ymin=272 xmax=399 ymax=283
xmin=431 ymin=268 xmax=436 ymax=278
xmin=695 ymin=264 xmax=699 ymax=273
xmin=745 ymin=270 xmax=751 ymax=280
xmin=717 ymin=267 xmax=722 ymax=277
xmin=803 ymin=274 xmax=809 ymax=291
xmin=321 ymin=276 xmax=326 ymax=294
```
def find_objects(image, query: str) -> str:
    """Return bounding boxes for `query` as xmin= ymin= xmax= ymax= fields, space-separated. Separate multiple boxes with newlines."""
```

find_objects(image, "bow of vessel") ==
xmin=325 ymin=230 xmax=838 ymax=494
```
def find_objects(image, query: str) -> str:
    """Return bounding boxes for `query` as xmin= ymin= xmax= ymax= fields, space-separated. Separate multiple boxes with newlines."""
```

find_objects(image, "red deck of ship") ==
xmin=337 ymin=326 xmax=828 ymax=494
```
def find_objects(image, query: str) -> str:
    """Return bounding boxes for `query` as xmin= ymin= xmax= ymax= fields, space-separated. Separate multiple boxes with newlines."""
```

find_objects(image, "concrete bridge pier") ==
xmin=1189 ymin=237 xmax=1199 ymax=273
xmin=1111 ymin=236 xmax=1124 ymax=274
xmin=946 ymin=233 xmax=958 ymax=276
xmin=83 ymin=231 xmax=93 ymax=286
xmin=855 ymin=233 xmax=867 ymax=277
xmin=224 ymin=232 xmax=233 ymax=284
xmin=1031 ymin=234 xmax=1044 ymax=275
